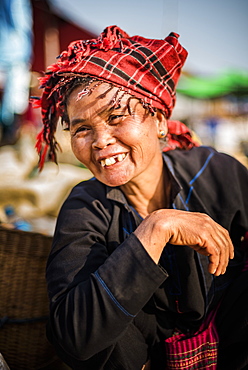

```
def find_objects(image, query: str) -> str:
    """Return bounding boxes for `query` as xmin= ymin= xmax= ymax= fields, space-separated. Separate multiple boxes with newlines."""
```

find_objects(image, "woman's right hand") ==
xmin=133 ymin=209 xmax=234 ymax=276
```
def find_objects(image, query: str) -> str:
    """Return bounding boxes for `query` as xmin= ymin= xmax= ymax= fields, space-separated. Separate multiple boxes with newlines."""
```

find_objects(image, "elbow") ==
xmin=47 ymin=317 xmax=103 ymax=362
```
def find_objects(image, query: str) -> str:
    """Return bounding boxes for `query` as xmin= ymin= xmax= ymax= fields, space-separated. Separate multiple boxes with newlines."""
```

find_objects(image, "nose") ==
xmin=92 ymin=126 xmax=116 ymax=149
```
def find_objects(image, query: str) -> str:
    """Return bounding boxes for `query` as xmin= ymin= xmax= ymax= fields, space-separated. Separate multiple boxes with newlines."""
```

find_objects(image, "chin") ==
xmin=103 ymin=179 xmax=128 ymax=187
xmin=96 ymin=175 xmax=130 ymax=187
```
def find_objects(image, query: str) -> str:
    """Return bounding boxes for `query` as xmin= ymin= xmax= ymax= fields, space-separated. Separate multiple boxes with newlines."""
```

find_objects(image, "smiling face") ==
xmin=66 ymin=82 xmax=167 ymax=187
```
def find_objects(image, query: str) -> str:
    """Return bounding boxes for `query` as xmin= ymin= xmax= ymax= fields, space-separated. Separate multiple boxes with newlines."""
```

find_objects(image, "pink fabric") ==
xmin=165 ymin=307 xmax=219 ymax=370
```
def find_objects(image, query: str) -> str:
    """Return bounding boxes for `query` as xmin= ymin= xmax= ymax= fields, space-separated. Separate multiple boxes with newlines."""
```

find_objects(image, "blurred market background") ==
xmin=0 ymin=0 xmax=248 ymax=236
xmin=0 ymin=1 xmax=247 ymax=369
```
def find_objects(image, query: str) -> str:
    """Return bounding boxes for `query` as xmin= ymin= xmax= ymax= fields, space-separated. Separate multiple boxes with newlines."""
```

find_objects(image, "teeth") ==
xmin=117 ymin=154 xmax=125 ymax=162
xmin=100 ymin=153 xmax=126 ymax=167
xmin=106 ymin=157 xmax=115 ymax=165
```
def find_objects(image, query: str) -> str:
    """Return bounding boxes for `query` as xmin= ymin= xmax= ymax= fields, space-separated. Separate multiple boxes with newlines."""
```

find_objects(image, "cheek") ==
xmin=120 ymin=121 xmax=150 ymax=143
xmin=70 ymin=136 xmax=89 ymax=163
xmin=126 ymin=124 xmax=158 ymax=152
xmin=70 ymin=136 xmax=78 ymax=154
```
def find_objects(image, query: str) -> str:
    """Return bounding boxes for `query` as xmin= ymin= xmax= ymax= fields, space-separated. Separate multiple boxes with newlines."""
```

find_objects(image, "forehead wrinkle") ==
xmin=68 ymin=82 xmax=150 ymax=127
xmin=68 ymin=97 xmax=120 ymax=126
xmin=69 ymin=87 xmax=126 ymax=117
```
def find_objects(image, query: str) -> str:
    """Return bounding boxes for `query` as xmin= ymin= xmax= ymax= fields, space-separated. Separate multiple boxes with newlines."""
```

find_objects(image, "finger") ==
xmin=216 ymin=230 xmax=233 ymax=275
xmin=190 ymin=244 xmax=223 ymax=276
xmin=216 ymin=240 xmax=228 ymax=275
xmin=188 ymin=245 xmax=210 ymax=256
xmin=210 ymin=244 xmax=227 ymax=276
xmin=220 ymin=227 xmax=234 ymax=260
xmin=208 ymin=251 xmax=220 ymax=275
xmin=216 ymin=247 xmax=227 ymax=276
xmin=190 ymin=237 xmax=228 ymax=275
xmin=219 ymin=227 xmax=234 ymax=265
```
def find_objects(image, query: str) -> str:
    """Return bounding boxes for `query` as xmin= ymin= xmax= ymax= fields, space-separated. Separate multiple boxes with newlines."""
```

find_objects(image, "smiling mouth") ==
xmin=100 ymin=153 xmax=127 ymax=167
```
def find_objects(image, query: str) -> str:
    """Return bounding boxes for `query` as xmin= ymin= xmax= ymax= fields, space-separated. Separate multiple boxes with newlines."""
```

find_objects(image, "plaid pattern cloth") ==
xmin=45 ymin=25 xmax=188 ymax=117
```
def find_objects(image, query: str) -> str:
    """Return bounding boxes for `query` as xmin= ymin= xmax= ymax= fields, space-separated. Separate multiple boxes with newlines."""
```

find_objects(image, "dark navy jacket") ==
xmin=46 ymin=146 xmax=248 ymax=368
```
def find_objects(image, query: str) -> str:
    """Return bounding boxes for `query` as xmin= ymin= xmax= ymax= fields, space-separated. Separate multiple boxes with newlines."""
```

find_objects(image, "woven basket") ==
xmin=0 ymin=226 xmax=67 ymax=370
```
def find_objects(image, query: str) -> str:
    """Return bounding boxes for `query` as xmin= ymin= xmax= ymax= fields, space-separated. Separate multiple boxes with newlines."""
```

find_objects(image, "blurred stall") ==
xmin=173 ymin=69 xmax=248 ymax=165
xmin=31 ymin=0 xmax=96 ymax=73
xmin=0 ymin=0 xmax=33 ymax=146
xmin=0 ymin=0 xmax=95 ymax=235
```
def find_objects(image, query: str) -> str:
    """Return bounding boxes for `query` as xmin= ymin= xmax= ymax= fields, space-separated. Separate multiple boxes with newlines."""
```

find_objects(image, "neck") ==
xmin=120 ymin=159 xmax=171 ymax=218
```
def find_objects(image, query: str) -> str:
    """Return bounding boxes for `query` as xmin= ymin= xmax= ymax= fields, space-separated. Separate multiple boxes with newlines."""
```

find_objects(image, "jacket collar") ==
xmin=106 ymin=153 xmax=182 ymax=206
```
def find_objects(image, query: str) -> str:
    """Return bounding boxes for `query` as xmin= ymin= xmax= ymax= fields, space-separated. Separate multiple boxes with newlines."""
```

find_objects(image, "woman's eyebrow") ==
xmin=97 ymin=104 xmax=127 ymax=118
xmin=108 ymin=104 xmax=128 ymax=114
xmin=70 ymin=118 xmax=87 ymax=127
xmin=70 ymin=104 xmax=128 ymax=127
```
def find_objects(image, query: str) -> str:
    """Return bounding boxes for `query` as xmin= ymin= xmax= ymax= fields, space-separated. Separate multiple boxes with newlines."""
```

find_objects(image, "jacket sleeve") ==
xmin=46 ymin=181 xmax=168 ymax=364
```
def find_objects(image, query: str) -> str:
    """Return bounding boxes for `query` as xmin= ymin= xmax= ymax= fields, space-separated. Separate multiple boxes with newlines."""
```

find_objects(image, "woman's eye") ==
xmin=74 ymin=126 xmax=90 ymax=134
xmin=108 ymin=115 xmax=124 ymax=124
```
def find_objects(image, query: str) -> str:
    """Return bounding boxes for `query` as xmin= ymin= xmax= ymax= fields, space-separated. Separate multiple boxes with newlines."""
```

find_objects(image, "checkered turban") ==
xmin=34 ymin=25 xmax=198 ymax=169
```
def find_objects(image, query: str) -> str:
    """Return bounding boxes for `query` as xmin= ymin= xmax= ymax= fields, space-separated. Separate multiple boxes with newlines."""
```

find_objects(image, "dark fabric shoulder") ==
xmin=164 ymin=146 xmax=248 ymax=232
xmin=164 ymin=146 xmax=247 ymax=180
xmin=164 ymin=146 xmax=248 ymax=203
xmin=68 ymin=177 xmax=106 ymax=200
xmin=61 ymin=177 xmax=114 ymax=214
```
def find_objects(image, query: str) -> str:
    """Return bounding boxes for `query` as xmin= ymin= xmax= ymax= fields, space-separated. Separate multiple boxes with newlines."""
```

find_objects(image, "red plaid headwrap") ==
xmin=34 ymin=25 xmax=199 ymax=169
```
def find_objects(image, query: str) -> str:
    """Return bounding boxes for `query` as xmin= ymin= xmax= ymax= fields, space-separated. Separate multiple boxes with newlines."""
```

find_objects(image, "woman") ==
xmin=35 ymin=26 xmax=248 ymax=369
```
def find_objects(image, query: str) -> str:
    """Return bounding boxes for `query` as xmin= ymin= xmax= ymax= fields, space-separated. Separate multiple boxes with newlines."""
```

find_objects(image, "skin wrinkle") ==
xmin=62 ymin=78 xmax=161 ymax=132
xmin=67 ymin=83 xmax=166 ymax=193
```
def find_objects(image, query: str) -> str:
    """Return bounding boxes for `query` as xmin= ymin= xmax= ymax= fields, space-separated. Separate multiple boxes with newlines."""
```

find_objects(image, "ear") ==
xmin=155 ymin=110 xmax=168 ymax=138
